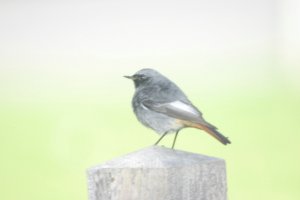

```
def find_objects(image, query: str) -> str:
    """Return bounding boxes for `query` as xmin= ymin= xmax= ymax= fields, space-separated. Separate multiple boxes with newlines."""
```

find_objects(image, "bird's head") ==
xmin=124 ymin=68 xmax=162 ymax=88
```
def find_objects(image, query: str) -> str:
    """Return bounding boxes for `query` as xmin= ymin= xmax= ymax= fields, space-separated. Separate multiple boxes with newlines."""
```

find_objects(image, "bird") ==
xmin=124 ymin=68 xmax=231 ymax=148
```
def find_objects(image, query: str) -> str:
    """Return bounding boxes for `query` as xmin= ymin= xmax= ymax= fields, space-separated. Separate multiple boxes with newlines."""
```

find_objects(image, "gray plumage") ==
xmin=125 ymin=68 xmax=230 ymax=148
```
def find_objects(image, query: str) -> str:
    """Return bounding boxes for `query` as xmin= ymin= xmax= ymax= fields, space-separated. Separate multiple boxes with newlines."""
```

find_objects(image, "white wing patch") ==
xmin=141 ymin=103 xmax=149 ymax=110
xmin=141 ymin=99 xmax=205 ymax=124
xmin=169 ymin=101 xmax=199 ymax=116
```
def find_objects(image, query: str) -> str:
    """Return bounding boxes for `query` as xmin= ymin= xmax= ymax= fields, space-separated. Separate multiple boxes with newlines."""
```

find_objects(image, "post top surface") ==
xmin=88 ymin=146 xmax=224 ymax=171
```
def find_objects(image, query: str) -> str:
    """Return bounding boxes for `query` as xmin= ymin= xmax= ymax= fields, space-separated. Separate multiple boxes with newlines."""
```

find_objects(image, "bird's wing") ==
xmin=142 ymin=100 xmax=216 ymax=128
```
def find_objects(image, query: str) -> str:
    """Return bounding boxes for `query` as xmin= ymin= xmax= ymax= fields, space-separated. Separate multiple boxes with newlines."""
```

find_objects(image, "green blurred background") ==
xmin=1 ymin=1 xmax=300 ymax=200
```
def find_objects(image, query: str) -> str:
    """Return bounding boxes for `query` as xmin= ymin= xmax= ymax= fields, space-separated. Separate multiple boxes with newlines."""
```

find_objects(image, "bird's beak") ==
xmin=124 ymin=75 xmax=136 ymax=80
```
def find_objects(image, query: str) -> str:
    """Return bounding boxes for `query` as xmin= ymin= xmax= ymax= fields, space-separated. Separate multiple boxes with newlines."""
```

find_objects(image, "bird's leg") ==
xmin=172 ymin=130 xmax=180 ymax=149
xmin=154 ymin=131 xmax=169 ymax=146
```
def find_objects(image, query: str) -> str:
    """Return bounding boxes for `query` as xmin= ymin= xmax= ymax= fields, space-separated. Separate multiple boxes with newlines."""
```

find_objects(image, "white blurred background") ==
xmin=0 ymin=0 xmax=299 ymax=103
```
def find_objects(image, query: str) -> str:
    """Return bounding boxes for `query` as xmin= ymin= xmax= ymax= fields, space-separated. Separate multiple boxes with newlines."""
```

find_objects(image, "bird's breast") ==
xmin=132 ymin=97 xmax=184 ymax=134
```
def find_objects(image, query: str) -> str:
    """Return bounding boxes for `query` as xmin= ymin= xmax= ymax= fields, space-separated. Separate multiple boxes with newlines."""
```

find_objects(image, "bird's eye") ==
xmin=139 ymin=75 xmax=147 ymax=80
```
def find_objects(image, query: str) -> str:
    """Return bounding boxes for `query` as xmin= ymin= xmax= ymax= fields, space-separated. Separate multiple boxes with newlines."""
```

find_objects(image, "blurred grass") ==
xmin=0 ymin=81 xmax=299 ymax=200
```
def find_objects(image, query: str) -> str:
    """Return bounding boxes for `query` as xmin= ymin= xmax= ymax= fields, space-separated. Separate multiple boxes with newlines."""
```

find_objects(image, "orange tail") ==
xmin=186 ymin=122 xmax=231 ymax=145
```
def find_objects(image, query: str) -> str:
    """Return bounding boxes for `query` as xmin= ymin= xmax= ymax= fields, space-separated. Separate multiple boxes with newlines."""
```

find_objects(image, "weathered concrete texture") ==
xmin=87 ymin=146 xmax=227 ymax=200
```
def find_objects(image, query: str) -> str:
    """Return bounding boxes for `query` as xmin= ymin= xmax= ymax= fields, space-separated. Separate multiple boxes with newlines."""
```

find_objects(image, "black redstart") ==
xmin=125 ymin=68 xmax=231 ymax=148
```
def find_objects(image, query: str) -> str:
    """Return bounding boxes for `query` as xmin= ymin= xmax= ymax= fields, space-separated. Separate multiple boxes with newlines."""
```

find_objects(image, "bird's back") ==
xmin=131 ymin=76 xmax=196 ymax=134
